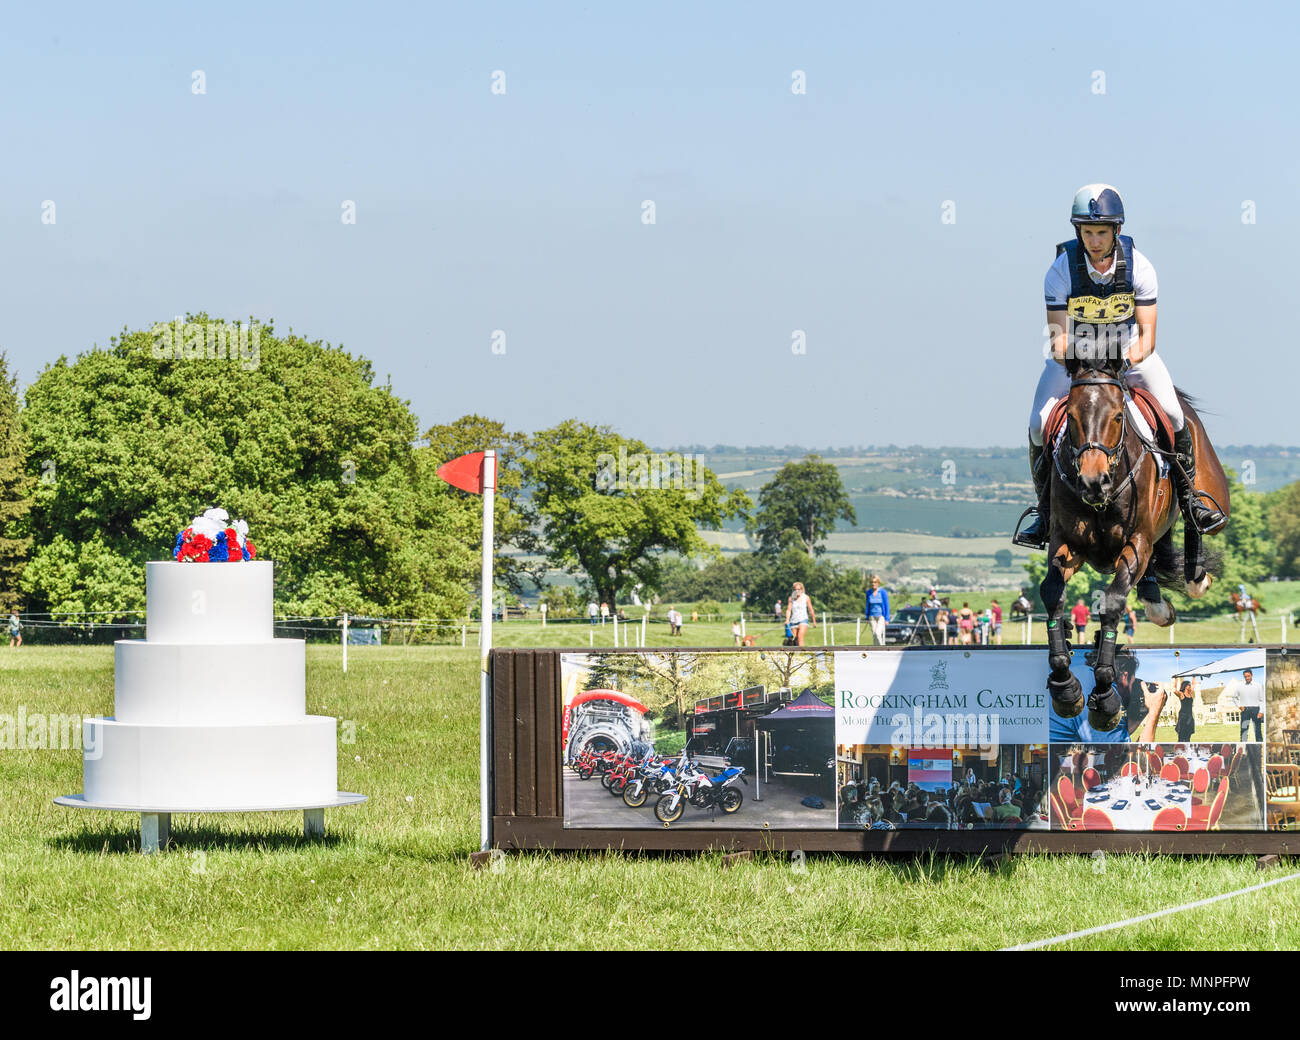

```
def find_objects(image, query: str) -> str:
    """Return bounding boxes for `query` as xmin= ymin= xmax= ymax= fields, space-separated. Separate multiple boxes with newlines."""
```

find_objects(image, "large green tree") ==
xmin=1267 ymin=480 xmax=1300 ymax=578
xmin=754 ymin=454 xmax=856 ymax=556
xmin=522 ymin=420 xmax=751 ymax=606
xmin=22 ymin=317 xmax=477 ymax=618
xmin=0 ymin=352 xmax=32 ymax=613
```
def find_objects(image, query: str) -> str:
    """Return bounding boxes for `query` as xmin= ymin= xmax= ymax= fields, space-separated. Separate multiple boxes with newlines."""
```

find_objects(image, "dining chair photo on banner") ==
xmin=1152 ymin=806 xmax=1187 ymax=831
xmin=1187 ymin=777 xmax=1230 ymax=831
xmin=1082 ymin=807 xmax=1117 ymax=831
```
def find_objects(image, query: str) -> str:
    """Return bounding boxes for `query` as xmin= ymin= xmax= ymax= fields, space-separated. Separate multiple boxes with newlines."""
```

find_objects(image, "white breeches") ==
xmin=1028 ymin=352 xmax=1185 ymax=447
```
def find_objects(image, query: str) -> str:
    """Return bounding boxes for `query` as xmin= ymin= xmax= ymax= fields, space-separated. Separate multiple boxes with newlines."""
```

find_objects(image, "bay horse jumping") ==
xmin=1040 ymin=351 xmax=1230 ymax=732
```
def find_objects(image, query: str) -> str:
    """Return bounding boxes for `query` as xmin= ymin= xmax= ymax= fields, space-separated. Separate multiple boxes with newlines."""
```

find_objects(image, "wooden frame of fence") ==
xmin=489 ymin=646 xmax=1299 ymax=855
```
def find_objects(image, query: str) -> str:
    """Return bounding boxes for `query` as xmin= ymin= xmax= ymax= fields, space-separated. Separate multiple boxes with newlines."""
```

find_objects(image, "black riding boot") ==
xmin=1013 ymin=440 xmax=1051 ymax=549
xmin=1172 ymin=426 xmax=1227 ymax=534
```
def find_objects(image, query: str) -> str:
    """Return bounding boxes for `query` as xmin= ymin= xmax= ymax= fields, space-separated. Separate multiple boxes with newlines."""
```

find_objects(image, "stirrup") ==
xmin=1012 ymin=507 xmax=1048 ymax=549
xmin=1183 ymin=496 xmax=1228 ymax=536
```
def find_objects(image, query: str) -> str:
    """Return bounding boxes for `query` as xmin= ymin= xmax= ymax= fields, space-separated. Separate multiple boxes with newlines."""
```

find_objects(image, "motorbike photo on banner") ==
xmin=559 ymin=650 xmax=837 ymax=829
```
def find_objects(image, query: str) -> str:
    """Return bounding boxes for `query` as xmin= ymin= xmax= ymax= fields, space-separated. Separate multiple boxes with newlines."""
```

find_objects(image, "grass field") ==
xmin=2 ymin=645 xmax=1299 ymax=950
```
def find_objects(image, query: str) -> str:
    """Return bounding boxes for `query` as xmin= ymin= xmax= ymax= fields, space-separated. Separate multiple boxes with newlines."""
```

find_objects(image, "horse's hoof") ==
xmin=1047 ymin=672 xmax=1084 ymax=718
xmin=1185 ymin=570 xmax=1212 ymax=599
xmin=1088 ymin=684 xmax=1124 ymax=732
xmin=1144 ymin=596 xmax=1177 ymax=627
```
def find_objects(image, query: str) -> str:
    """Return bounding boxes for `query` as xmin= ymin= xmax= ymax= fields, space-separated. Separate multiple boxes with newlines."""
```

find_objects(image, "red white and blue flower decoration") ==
xmin=173 ymin=508 xmax=257 ymax=563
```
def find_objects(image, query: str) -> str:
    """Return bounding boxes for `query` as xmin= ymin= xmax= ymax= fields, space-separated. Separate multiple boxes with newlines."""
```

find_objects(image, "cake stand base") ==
xmin=54 ymin=793 xmax=367 ymax=853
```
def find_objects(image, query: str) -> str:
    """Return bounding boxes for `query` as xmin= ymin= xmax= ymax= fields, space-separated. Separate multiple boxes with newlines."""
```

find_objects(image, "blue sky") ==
xmin=2 ymin=2 xmax=1295 ymax=448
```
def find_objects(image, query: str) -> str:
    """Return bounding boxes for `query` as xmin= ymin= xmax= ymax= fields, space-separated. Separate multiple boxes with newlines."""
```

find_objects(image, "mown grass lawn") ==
xmin=1 ymin=645 xmax=1298 ymax=950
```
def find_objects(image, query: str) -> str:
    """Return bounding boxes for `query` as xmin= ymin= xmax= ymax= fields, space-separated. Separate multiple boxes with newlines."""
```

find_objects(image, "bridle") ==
xmin=1054 ymin=373 xmax=1148 ymax=510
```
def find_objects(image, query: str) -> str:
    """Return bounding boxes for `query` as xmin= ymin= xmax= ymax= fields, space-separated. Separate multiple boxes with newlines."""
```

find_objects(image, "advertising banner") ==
xmin=556 ymin=647 xmax=1289 ymax=835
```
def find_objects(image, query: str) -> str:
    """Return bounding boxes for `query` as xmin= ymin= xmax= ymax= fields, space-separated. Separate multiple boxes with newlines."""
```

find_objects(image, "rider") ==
xmin=1015 ymin=184 xmax=1227 ymax=548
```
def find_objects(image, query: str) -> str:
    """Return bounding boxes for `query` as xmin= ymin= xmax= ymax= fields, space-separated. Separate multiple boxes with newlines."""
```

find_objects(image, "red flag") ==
xmin=437 ymin=451 xmax=486 ymax=494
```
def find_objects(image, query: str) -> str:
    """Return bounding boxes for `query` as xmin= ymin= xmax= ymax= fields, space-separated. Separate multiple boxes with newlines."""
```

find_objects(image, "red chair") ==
xmin=1186 ymin=778 xmax=1230 ymax=831
xmin=1159 ymin=763 xmax=1181 ymax=783
xmin=1192 ymin=768 xmax=1210 ymax=803
xmin=1051 ymin=791 xmax=1083 ymax=830
xmin=1227 ymin=746 xmax=1244 ymax=777
xmin=1152 ymin=806 xmax=1186 ymax=831
xmin=1082 ymin=807 xmax=1116 ymax=831
xmin=1121 ymin=762 xmax=1140 ymax=777
xmin=1221 ymin=743 xmax=1233 ymax=761
xmin=1056 ymin=774 xmax=1082 ymax=819
xmin=1082 ymin=767 xmax=1102 ymax=791
xmin=1207 ymin=754 xmax=1225 ymax=782
xmin=1146 ymin=750 xmax=1163 ymax=774
xmin=1173 ymin=755 xmax=1190 ymax=780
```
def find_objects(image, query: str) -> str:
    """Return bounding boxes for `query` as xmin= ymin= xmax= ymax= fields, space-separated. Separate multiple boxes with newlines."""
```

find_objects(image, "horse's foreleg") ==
xmin=1041 ymin=541 xmax=1083 ymax=718
xmin=1089 ymin=540 xmax=1145 ymax=733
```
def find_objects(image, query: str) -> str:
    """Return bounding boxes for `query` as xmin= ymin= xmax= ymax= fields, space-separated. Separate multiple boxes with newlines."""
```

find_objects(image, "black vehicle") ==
xmin=882 ymin=606 xmax=947 ymax=645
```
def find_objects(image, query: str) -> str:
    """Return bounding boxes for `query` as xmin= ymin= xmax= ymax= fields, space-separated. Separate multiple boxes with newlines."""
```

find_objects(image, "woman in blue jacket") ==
xmin=865 ymin=575 xmax=890 ymax=645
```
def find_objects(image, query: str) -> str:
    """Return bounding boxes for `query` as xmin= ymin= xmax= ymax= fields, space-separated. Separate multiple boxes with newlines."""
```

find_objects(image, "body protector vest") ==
xmin=1055 ymin=234 xmax=1136 ymax=360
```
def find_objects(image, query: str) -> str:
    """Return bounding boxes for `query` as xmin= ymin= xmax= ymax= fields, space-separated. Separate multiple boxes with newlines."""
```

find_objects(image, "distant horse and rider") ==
xmin=1231 ymin=586 xmax=1263 ymax=643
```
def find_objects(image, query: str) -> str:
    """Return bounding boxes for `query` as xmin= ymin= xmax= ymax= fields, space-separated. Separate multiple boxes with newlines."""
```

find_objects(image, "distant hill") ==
xmin=656 ymin=444 xmax=1298 ymax=538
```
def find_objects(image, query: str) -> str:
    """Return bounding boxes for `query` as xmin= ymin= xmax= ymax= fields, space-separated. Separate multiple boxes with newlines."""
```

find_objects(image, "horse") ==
xmin=1038 ymin=350 xmax=1230 ymax=732
xmin=1230 ymin=592 xmax=1263 ymax=614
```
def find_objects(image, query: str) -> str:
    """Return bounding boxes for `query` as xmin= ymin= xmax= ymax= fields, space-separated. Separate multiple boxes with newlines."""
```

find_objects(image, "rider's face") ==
xmin=1079 ymin=224 xmax=1116 ymax=259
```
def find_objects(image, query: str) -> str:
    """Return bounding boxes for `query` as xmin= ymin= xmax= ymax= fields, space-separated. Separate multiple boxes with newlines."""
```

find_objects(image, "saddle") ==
xmin=1044 ymin=385 xmax=1174 ymax=456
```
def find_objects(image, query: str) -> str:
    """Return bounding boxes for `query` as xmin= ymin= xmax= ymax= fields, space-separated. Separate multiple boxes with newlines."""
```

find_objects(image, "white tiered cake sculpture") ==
xmin=57 ymin=558 xmax=364 ymax=851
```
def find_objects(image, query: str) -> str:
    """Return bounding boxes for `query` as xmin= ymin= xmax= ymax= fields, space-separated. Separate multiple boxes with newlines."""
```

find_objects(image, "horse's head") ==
xmin=1063 ymin=362 xmax=1128 ymax=509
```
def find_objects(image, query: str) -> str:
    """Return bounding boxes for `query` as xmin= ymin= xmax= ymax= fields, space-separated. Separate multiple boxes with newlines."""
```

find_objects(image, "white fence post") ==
xmin=856 ymin=617 xmax=861 ymax=645
xmin=341 ymin=612 xmax=348 ymax=672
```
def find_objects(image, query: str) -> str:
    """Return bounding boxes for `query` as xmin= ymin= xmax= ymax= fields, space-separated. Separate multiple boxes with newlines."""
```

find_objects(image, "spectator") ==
xmin=958 ymin=602 xmax=975 ymax=644
xmin=1070 ymin=598 xmax=1091 ymax=645
xmin=989 ymin=598 xmax=1003 ymax=645
xmin=8 ymin=611 xmax=20 ymax=649
xmin=785 ymin=582 xmax=816 ymax=646
xmin=691 ymin=609 xmax=699 ymax=623
xmin=600 ymin=601 xmax=609 ymax=624
xmin=774 ymin=599 xmax=782 ymax=622
xmin=587 ymin=601 xmax=598 ymax=626
xmin=1123 ymin=603 xmax=1138 ymax=646
xmin=865 ymin=575 xmax=891 ymax=645
xmin=731 ymin=620 xmax=742 ymax=647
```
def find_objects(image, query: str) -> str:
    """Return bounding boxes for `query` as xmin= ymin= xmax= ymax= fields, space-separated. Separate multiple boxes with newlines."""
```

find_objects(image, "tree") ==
xmin=0 ymin=352 xmax=32 ymax=613
xmin=994 ymin=549 xmax=1013 ymax=568
xmin=21 ymin=317 xmax=478 ymax=619
xmin=754 ymin=455 xmax=856 ymax=556
xmin=422 ymin=414 xmax=541 ymax=598
xmin=522 ymin=420 xmax=751 ymax=607
xmin=1267 ymin=480 xmax=1300 ymax=577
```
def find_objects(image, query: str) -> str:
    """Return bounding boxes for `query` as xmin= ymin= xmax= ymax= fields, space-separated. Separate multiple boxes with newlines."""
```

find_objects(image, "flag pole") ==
xmin=480 ymin=449 xmax=496 ymax=852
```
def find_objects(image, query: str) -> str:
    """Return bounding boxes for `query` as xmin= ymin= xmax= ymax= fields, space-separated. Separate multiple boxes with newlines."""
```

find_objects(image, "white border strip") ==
xmin=1003 ymin=869 xmax=1300 ymax=950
